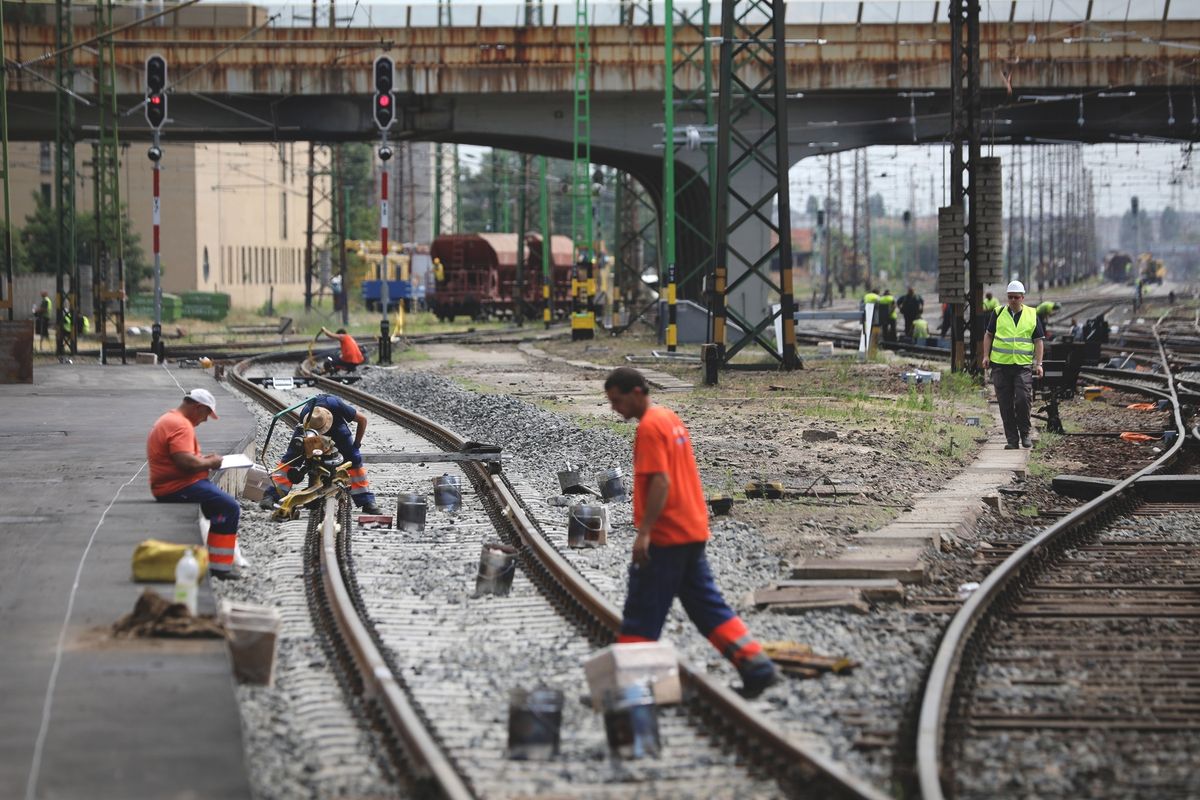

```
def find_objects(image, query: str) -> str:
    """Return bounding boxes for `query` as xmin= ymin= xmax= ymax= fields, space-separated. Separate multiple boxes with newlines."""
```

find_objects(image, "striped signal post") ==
xmin=540 ymin=156 xmax=552 ymax=329
xmin=144 ymin=55 xmax=167 ymax=362
xmin=663 ymin=0 xmax=677 ymax=351
xmin=374 ymin=56 xmax=396 ymax=364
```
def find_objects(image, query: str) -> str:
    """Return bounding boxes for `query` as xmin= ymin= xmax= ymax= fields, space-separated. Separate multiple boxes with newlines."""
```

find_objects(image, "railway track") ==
xmin=228 ymin=355 xmax=886 ymax=799
xmin=916 ymin=306 xmax=1200 ymax=799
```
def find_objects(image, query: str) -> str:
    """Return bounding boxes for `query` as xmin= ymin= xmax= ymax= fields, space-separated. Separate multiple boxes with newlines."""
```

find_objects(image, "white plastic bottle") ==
xmin=174 ymin=548 xmax=199 ymax=615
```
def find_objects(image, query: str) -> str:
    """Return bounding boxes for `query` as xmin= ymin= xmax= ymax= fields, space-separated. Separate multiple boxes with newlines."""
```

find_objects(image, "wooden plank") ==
xmin=751 ymin=586 xmax=865 ymax=607
xmin=774 ymin=578 xmax=905 ymax=601
xmin=790 ymin=559 xmax=925 ymax=584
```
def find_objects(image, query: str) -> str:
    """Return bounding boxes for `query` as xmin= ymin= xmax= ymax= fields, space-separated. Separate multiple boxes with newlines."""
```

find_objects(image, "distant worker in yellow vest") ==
xmin=33 ymin=291 xmax=52 ymax=350
xmin=862 ymin=288 xmax=880 ymax=331
xmin=877 ymin=289 xmax=897 ymax=342
xmin=433 ymin=257 xmax=445 ymax=285
xmin=982 ymin=281 xmax=1046 ymax=450
xmin=1036 ymin=301 xmax=1061 ymax=338
xmin=912 ymin=316 xmax=929 ymax=344
xmin=982 ymin=292 xmax=1000 ymax=314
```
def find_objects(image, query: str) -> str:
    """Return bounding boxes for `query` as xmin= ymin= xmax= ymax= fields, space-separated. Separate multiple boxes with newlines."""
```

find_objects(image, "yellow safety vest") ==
xmin=913 ymin=318 xmax=929 ymax=339
xmin=982 ymin=298 xmax=999 ymax=312
xmin=991 ymin=305 xmax=1037 ymax=366
xmin=863 ymin=292 xmax=879 ymax=305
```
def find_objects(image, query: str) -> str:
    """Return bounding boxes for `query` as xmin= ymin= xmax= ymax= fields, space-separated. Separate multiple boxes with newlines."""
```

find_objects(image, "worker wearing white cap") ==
xmin=982 ymin=281 xmax=1046 ymax=449
xmin=146 ymin=388 xmax=242 ymax=579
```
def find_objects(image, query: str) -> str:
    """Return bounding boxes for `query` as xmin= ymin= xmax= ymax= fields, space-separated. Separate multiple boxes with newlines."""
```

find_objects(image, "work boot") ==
xmin=360 ymin=502 xmax=383 ymax=516
xmin=737 ymin=659 xmax=782 ymax=699
xmin=1004 ymin=443 xmax=1019 ymax=450
xmin=258 ymin=495 xmax=277 ymax=511
xmin=1021 ymin=434 xmax=1033 ymax=449
xmin=209 ymin=569 xmax=241 ymax=582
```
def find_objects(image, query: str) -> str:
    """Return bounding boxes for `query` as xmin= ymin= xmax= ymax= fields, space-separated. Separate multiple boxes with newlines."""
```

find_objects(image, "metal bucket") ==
xmin=596 ymin=468 xmax=628 ymax=503
xmin=603 ymin=682 xmax=660 ymax=760
xmin=433 ymin=474 xmax=463 ymax=512
xmin=567 ymin=503 xmax=607 ymax=549
xmin=395 ymin=492 xmax=427 ymax=533
xmin=474 ymin=541 xmax=518 ymax=597
xmin=557 ymin=465 xmax=586 ymax=494
xmin=507 ymin=687 xmax=563 ymax=760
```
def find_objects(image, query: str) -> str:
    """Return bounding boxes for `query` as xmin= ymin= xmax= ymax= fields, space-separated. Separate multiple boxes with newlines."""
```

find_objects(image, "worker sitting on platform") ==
xmin=260 ymin=395 xmax=382 ymax=516
xmin=318 ymin=326 xmax=364 ymax=373
xmin=147 ymin=389 xmax=242 ymax=579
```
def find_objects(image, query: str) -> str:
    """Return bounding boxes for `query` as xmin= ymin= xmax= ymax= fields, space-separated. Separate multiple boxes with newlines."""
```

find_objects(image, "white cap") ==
xmin=184 ymin=388 xmax=219 ymax=419
xmin=1006 ymin=280 xmax=1026 ymax=295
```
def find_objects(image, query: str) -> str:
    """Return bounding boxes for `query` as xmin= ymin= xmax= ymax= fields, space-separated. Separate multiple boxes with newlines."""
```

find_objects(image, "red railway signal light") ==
xmin=373 ymin=56 xmax=395 ymax=131
xmin=145 ymin=55 xmax=167 ymax=129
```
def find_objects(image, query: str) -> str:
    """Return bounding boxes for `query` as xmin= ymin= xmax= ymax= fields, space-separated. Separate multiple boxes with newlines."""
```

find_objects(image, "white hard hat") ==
xmin=1006 ymin=280 xmax=1026 ymax=294
xmin=184 ymin=388 xmax=218 ymax=419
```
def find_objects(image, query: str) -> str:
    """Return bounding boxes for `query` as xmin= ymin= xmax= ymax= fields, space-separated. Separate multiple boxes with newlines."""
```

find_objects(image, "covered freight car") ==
xmin=428 ymin=233 xmax=574 ymax=321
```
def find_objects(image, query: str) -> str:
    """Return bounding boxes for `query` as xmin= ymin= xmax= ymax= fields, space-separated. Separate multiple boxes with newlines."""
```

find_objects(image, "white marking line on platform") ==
xmin=25 ymin=462 xmax=148 ymax=800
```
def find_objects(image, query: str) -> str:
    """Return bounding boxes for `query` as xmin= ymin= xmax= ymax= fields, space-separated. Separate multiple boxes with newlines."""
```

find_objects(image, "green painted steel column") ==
xmin=540 ymin=156 xmax=551 ymax=329
xmin=0 ymin=0 xmax=12 ymax=321
xmin=663 ymin=0 xmax=677 ymax=351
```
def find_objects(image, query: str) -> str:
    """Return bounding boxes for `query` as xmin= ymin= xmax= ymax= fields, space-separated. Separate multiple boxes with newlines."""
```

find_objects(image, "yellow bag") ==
xmin=132 ymin=539 xmax=210 ymax=582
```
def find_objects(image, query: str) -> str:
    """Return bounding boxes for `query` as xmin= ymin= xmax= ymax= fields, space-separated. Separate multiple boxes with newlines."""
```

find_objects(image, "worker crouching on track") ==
xmin=319 ymin=326 xmax=365 ymax=373
xmin=982 ymin=281 xmax=1045 ymax=450
xmin=260 ymin=395 xmax=383 ymax=516
xmin=147 ymin=388 xmax=241 ymax=580
xmin=604 ymin=367 xmax=780 ymax=699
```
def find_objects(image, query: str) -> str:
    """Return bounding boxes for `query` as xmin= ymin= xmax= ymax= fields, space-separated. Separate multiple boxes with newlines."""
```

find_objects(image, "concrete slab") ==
xmin=0 ymin=364 xmax=254 ymax=799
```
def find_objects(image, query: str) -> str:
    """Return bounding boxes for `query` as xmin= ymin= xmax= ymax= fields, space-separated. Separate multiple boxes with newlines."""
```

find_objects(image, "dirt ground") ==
xmin=409 ymin=328 xmax=990 ymax=564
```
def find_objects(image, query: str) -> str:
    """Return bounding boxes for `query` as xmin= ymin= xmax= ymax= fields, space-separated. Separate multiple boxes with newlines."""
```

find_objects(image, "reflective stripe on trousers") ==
xmin=707 ymin=616 xmax=764 ymax=667
xmin=347 ymin=465 xmax=370 ymax=497
xmin=208 ymin=532 xmax=237 ymax=571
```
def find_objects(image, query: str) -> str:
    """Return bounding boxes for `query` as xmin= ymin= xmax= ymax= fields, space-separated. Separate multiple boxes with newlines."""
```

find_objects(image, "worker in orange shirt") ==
xmin=603 ymin=367 xmax=780 ymax=698
xmin=319 ymin=326 xmax=364 ymax=373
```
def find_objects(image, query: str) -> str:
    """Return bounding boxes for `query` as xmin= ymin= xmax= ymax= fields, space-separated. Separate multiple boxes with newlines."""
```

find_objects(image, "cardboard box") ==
xmin=218 ymin=600 xmax=280 ymax=686
xmin=241 ymin=465 xmax=271 ymax=502
xmin=582 ymin=641 xmax=681 ymax=711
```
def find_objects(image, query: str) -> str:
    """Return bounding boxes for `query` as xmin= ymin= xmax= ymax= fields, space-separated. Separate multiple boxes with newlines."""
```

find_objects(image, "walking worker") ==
xmin=897 ymin=286 xmax=924 ymax=339
xmin=982 ymin=281 xmax=1045 ymax=450
xmin=603 ymin=367 xmax=780 ymax=698
xmin=260 ymin=394 xmax=382 ymax=515
xmin=147 ymin=389 xmax=241 ymax=579
xmin=318 ymin=326 xmax=364 ymax=372
xmin=982 ymin=292 xmax=1000 ymax=315
xmin=33 ymin=290 xmax=52 ymax=349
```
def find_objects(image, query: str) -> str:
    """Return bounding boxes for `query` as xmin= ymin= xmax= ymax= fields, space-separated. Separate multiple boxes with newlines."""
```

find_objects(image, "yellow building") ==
xmin=6 ymin=140 xmax=326 ymax=310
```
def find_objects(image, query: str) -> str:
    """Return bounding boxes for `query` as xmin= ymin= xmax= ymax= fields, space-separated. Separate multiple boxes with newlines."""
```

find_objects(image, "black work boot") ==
xmin=360 ymin=502 xmax=383 ymax=516
xmin=737 ymin=657 xmax=782 ymax=699
xmin=1021 ymin=433 xmax=1033 ymax=448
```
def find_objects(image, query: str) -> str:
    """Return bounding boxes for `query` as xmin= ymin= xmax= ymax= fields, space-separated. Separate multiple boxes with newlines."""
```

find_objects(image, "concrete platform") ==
xmin=0 ymin=364 xmax=254 ymax=799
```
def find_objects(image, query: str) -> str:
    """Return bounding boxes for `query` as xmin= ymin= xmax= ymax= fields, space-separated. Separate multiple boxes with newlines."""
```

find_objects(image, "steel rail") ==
xmin=228 ymin=356 xmax=472 ymax=799
xmin=299 ymin=370 xmax=889 ymax=800
xmin=916 ymin=310 xmax=1191 ymax=800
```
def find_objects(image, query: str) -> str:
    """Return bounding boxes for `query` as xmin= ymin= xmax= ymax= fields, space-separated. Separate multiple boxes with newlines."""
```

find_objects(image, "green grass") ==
xmin=1018 ymin=504 xmax=1040 ymax=517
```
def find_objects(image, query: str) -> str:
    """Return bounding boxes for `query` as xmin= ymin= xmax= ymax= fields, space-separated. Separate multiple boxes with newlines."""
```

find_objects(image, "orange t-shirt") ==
xmin=147 ymin=409 xmax=205 ymax=497
xmin=335 ymin=333 xmax=364 ymax=365
xmin=633 ymin=405 xmax=709 ymax=546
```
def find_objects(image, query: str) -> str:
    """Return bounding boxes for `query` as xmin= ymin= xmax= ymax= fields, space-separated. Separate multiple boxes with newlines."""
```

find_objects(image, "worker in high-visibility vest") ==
xmin=33 ymin=291 xmax=52 ymax=349
xmin=982 ymin=292 xmax=1000 ymax=314
xmin=862 ymin=289 xmax=879 ymax=330
xmin=982 ymin=281 xmax=1046 ymax=450
xmin=912 ymin=316 xmax=929 ymax=344
xmin=877 ymin=289 xmax=897 ymax=342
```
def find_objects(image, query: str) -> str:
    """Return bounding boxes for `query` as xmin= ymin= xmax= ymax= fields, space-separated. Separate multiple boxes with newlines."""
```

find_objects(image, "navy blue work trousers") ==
xmin=619 ymin=541 xmax=736 ymax=641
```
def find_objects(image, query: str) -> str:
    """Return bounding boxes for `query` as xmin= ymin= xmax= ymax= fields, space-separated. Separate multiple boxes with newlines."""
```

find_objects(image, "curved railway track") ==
xmin=228 ymin=355 xmax=886 ymax=800
xmin=916 ymin=306 xmax=1200 ymax=799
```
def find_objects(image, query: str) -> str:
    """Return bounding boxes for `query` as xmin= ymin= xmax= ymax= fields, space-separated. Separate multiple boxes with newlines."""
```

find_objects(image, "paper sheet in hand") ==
xmin=219 ymin=454 xmax=255 ymax=470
